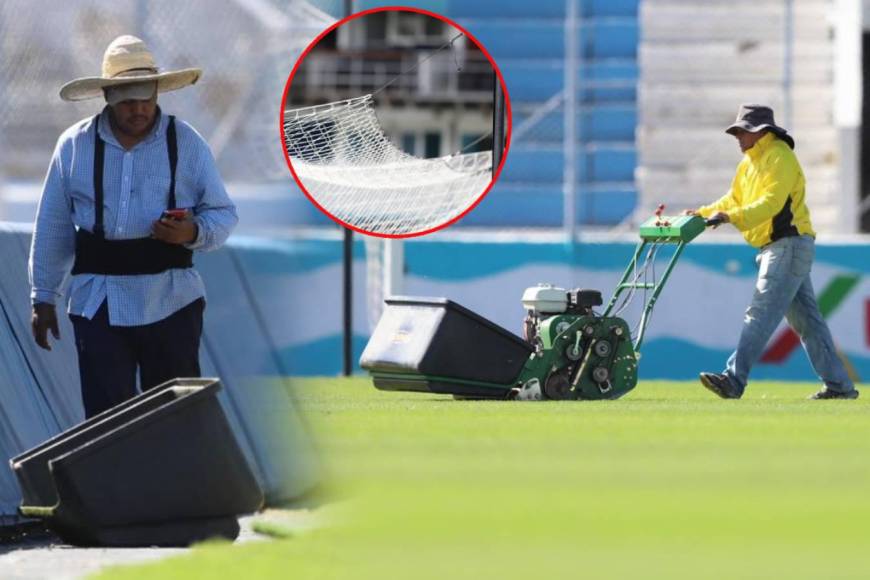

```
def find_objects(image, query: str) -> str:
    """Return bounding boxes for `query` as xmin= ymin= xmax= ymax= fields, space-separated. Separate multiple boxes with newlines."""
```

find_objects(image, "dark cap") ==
xmin=725 ymin=104 xmax=794 ymax=149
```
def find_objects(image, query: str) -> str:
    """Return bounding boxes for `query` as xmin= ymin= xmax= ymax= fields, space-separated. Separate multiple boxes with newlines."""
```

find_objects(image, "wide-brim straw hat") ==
xmin=60 ymin=35 xmax=201 ymax=102
xmin=725 ymin=104 xmax=794 ymax=150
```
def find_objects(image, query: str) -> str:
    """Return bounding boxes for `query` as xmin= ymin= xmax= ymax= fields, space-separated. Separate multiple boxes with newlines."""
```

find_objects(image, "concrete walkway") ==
xmin=0 ymin=515 xmax=264 ymax=579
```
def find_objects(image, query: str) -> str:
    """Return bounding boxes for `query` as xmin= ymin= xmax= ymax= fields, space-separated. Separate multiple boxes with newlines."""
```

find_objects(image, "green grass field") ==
xmin=100 ymin=378 xmax=870 ymax=579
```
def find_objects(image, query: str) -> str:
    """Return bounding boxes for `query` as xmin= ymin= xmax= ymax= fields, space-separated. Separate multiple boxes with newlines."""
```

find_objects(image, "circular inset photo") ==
xmin=281 ymin=7 xmax=510 ymax=237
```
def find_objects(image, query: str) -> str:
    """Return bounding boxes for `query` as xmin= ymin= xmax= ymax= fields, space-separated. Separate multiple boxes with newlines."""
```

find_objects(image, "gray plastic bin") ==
xmin=10 ymin=378 xmax=263 ymax=547
xmin=360 ymin=297 xmax=532 ymax=397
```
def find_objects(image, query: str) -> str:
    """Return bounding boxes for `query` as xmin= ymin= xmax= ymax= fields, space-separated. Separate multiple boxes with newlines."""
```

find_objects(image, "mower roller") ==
xmin=360 ymin=213 xmax=712 ymax=401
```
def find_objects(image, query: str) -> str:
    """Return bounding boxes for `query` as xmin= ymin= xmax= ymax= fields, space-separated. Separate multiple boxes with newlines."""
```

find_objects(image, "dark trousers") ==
xmin=70 ymin=298 xmax=204 ymax=418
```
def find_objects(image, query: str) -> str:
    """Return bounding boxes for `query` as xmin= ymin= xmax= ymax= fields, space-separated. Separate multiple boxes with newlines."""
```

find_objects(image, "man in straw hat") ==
xmin=685 ymin=104 xmax=857 ymax=400
xmin=29 ymin=35 xmax=238 ymax=418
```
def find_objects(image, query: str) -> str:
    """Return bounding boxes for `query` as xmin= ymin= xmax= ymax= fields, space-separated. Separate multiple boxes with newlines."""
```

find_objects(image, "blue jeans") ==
xmin=724 ymin=235 xmax=854 ymax=395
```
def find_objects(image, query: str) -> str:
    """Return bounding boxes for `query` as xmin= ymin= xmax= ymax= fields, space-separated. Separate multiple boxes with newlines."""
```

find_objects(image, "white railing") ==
xmin=288 ymin=53 xmax=495 ymax=104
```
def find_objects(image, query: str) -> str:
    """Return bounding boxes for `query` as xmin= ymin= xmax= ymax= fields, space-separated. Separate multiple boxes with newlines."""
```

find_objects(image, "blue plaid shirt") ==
xmin=29 ymin=107 xmax=238 ymax=326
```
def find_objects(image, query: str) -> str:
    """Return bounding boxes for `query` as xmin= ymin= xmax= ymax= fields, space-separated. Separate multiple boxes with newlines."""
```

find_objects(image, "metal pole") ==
xmin=833 ymin=0 xmax=862 ymax=233
xmin=783 ymin=0 xmax=793 ymax=128
xmin=602 ymin=241 xmax=646 ymax=317
xmin=342 ymin=228 xmax=353 ymax=376
xmin=384 ymin=239 xmax=404 ymax=297
xmin=563 ymin=0 xmax=578 ymax=241
xmin=136 ymin=0 xmax=147 ymax=38
xmin=633 ymin=242 xmax=687 ymax=352
xmin=492 ymin=72 xmax=506 ymax=178
xmin=341 ymin=0 xmax=355 ymax=377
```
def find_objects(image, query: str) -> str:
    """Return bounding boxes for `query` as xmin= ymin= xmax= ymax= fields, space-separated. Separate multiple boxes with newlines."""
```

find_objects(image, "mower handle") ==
xmin=705 ymin=215 xmax=726 ymax=227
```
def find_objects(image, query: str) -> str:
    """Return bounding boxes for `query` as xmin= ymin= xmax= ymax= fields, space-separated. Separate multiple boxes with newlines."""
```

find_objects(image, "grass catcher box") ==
xmin=360 ymin=297 xmax=532 ymax=398
xmin=10 ymin=378 xmax=263 ymax=547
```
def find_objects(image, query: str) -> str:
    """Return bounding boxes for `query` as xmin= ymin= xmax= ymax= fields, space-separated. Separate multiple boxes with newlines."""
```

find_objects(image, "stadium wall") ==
xmin=263 ymin=235 xmax=870 ymax=385
xmin=4 ymin=226 xmax=866 ymax=518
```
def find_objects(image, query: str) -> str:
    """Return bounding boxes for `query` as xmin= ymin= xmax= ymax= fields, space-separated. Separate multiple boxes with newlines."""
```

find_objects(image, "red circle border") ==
xmin=279 ymin=5 xmax=513 ymax=239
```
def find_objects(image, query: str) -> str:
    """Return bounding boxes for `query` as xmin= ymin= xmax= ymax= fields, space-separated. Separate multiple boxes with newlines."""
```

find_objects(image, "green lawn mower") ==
xmin=360 ymin=213 xmax=715 ymax=401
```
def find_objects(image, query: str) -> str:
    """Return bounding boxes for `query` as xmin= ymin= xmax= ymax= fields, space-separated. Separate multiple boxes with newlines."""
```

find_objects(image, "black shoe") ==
xmin=699 ymin=372 xmax=742 ymax=399
xmin=809 ymin=388 xmax=859 ymax=400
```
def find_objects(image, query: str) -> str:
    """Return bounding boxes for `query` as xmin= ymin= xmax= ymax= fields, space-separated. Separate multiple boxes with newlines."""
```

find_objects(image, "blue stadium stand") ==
xmin=314 ymin=0 xmax=640 ymax=228
xmin=448 ymin=0 xmax=639 ymax=227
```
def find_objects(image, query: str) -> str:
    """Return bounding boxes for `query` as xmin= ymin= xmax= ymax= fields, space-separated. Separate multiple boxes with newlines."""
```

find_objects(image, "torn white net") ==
xmin=283 ymin=95 xmax=492 ymax=235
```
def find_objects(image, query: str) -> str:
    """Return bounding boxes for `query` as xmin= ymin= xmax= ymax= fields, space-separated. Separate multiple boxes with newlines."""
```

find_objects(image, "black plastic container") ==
xmin=10 ymin=378 xmax=263 ymax=547
xmin=360 ymin=297 xmax=532 ymax=397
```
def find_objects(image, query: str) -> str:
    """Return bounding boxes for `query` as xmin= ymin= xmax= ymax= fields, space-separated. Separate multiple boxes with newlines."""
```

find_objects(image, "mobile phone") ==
xmin=161 ymin=209 xmax=189 ymax=221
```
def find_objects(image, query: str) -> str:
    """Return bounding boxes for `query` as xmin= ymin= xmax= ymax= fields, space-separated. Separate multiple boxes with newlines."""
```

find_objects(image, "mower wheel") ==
xmin=592 ymin=366 xmax=610 ymax=383
xmin=544 ymin=372 xmax=572 ymax=400
xmin=593 ymin=340 xmax=612 ymax=357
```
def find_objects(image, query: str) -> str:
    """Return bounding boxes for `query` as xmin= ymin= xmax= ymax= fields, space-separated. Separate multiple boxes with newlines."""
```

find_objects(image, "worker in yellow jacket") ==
xmin=686 ymin=104 xmax=857 ymax=400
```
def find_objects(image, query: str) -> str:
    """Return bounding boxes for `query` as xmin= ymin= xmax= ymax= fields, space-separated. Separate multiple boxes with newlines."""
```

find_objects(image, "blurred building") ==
xmin=417 ymin=0 xmax=642 ymax=228
xmin=285 ymin=11 xmax=495 ymax=159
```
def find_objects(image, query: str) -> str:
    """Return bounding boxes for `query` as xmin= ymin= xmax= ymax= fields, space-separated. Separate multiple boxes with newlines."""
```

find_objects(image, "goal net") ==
xmin=283 ymin=94 xmax=493 ymax=235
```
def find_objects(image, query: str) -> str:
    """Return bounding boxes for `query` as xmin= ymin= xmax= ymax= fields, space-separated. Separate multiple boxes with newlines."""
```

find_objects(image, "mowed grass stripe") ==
xmin=99 ymin=379 xmax=870 ymax=580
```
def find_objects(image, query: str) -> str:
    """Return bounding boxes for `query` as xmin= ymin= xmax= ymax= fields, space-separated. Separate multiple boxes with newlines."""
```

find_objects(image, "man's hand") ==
xmin=152 ymin=216 xmax=197 ymax=245
xmin=682 ymin=209 xmax=698 ymax=216
xmin=32 ymin=303 xmax=59 ymax=351
xmin=707 ymin=211 xmax=730 ymax=229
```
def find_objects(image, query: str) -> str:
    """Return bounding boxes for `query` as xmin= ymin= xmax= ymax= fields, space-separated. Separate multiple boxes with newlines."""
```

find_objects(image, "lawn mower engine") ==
xmin=515 ymin=285 xmax=637 ymax=400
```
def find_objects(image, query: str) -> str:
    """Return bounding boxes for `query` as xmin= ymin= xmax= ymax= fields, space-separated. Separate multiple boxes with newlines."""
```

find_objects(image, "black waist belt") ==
xmin=73 ymin=113 xmax=192 ymax=276
xmin=71 ymin=229 xmax=193 ymax=275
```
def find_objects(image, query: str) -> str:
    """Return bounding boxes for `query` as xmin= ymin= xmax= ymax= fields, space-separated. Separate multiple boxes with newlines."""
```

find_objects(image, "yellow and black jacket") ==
xmin=698 ymin=132 xmax=815 ymax=248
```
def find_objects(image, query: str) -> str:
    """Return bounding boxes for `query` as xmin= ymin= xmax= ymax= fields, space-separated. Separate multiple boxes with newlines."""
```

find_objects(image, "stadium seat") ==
xmin=500 ymin=60 xmax=637 ymax=103
xmin=446 ymin=0 xmax=638 ymax=19
xmin=501 ymin=146 xmax=636 ymax=184
xmin=513 ymin=106 xmax=637 ymax=143
xmin=464 ymin=20 xmax=638 ymax=60
xmin=466 ymin=182 xmax=637 ymax=226
xmin=326 ymin=0 xmax=643 ymax=228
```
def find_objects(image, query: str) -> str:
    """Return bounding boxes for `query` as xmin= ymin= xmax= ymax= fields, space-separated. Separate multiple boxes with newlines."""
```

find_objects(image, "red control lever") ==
xmin=655 ymin=203 xmax=666 ymax=226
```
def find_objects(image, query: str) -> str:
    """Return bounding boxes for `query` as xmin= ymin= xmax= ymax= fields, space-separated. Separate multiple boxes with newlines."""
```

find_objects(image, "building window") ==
xmin=424 ymin=132 xmax=441 ymax=158
xmin=387 ymin=12 xmax=445 ymax=46
xmin=401 ymin=133 xmax=417 ymax=156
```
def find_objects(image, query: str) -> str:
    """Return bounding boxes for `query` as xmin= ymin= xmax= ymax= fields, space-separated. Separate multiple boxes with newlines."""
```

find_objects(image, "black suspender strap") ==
xmin=92 ymin=114 xmax=177 ymax=233
xmin=93 ymin=115 xmax=105 ymax=239
xmin=167 ymin=116 xmax=178 ymax=209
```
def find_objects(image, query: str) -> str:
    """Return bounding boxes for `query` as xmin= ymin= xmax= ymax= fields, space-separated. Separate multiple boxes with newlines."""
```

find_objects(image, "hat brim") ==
xmin=725 ymin=121 xmax=794 ymax=150
xmin=59 ymin=68 xmax=202 ymax=102
xmin=725 ymin=120 xmax=778 ymax=135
